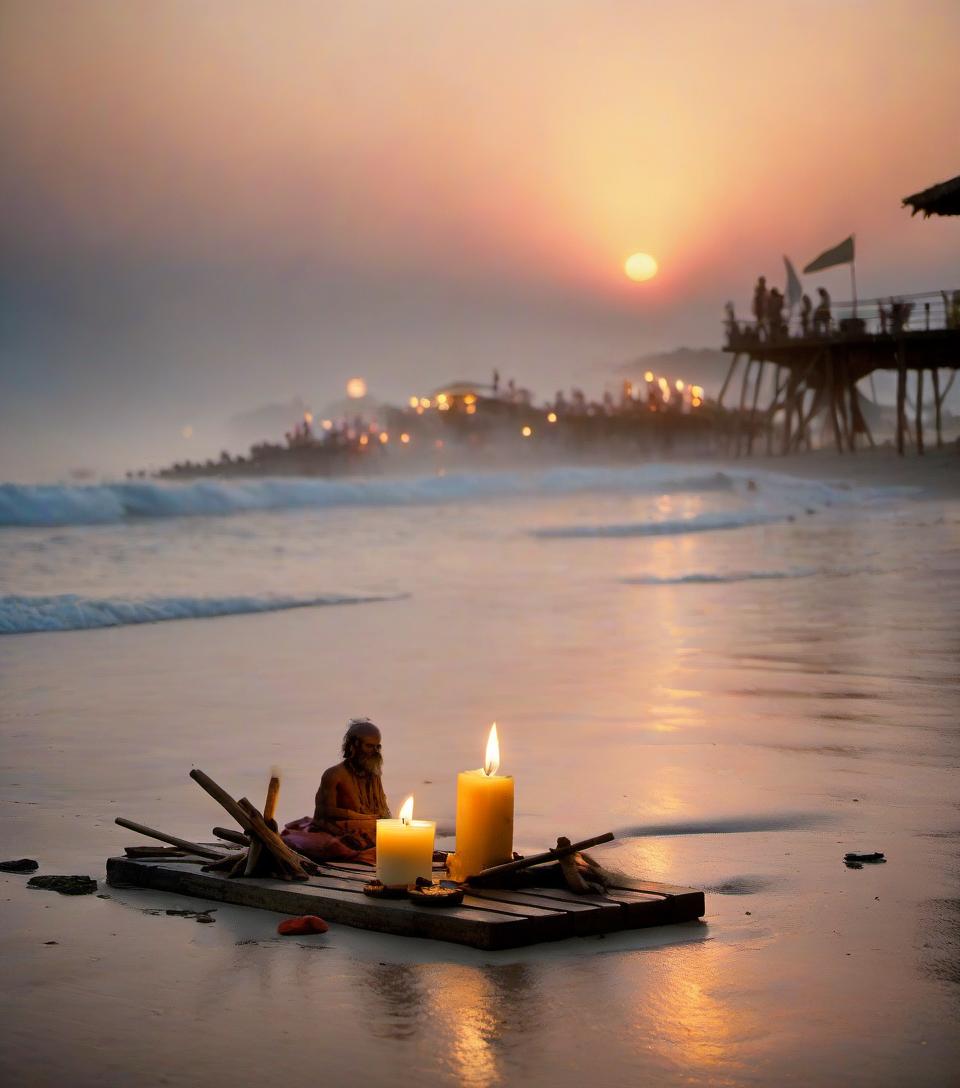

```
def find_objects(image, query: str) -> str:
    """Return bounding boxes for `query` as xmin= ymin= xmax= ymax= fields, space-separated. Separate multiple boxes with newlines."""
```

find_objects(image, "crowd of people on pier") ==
xmin=728 ymin=278 xmax=960 ymax=344
xmin=726 ymin=278 xmax=833 ymax=342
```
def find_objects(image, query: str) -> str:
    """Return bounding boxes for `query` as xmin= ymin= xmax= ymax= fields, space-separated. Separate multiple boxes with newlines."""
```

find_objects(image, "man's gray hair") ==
xmin=342 ymin=717 xmax=380 ymax=759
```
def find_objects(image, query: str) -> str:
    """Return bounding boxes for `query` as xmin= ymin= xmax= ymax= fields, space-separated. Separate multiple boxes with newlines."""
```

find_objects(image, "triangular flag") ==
xmin=783 ymin=256 xmax=803 ymax=308
xmin=803 ymin=235 xmax=854 ymax=274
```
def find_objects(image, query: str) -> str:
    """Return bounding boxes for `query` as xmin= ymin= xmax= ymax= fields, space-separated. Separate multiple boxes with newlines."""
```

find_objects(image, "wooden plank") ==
xmin=458 ymin=895 xmax=569 ymax=919
xmin=106 ymin=856 xmax=704 ymax=950
xmin=468 ymin=888 xmax=601 ymax=914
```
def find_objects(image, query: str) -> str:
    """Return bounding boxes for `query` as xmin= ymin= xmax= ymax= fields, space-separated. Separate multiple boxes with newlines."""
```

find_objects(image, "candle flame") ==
xmin=399 ymin=795 xmax=414 ymax=823
xmin=484 ymin=722 xmax=500 ymax=777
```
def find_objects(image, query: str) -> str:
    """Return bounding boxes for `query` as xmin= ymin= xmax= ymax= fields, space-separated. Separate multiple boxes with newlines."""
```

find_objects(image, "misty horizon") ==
xmin=2 ymin=2 xmax=958 ymax=480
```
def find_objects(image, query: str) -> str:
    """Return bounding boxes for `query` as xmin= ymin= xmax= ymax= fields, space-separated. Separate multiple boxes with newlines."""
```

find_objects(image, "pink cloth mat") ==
xmin=281 ymin=816 xmax=376 ymax=865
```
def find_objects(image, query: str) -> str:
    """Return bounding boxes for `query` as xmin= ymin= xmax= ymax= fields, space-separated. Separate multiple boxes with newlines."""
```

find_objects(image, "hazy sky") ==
xmin=2 ymin=1 xmax=958 ymax=479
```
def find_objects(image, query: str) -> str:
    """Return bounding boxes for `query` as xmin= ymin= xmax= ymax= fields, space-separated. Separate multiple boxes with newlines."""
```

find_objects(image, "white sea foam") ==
xmin=0 ymin=591 xmax=402 ymax=635
xmin=532 ymin=509 xmax=784 ymax=539
xmin=0 ymin=466 xmax=837 ymax=528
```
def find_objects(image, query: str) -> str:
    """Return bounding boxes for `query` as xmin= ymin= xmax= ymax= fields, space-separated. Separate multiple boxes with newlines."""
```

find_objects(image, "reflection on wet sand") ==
xmin=619 ymin=942 xmax=759 ymax=1084
xmin=363 ymin=961 xmax=537 ymax=1087
xmin=362 ymin=962 xmax=428 ymax=1041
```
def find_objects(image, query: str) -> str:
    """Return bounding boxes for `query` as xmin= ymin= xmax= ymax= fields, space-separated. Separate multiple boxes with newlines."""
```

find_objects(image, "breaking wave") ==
xmin=0 ymin=591 xmax=402 ymax=635
xmin=0 ymin=467 xmax=808 ymax=528
xmin=532 ymin=510 xmax=784 ymax=539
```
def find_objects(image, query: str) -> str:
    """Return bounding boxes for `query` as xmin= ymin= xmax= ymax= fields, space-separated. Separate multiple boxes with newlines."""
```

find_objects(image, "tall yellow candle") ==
xmin=376 ymin=796 xmax=436 ymax=887
xmin=448 ymin=723 xmax=514 ymax=882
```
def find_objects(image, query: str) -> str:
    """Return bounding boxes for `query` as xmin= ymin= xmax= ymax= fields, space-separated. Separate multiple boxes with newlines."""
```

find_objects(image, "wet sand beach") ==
xmin=1 ymin=449 xmax=958 ymax=1087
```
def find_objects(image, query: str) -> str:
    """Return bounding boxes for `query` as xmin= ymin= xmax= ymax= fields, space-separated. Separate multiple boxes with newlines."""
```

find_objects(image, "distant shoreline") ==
xmin=711 ymin=446 xmax=960 ymax=498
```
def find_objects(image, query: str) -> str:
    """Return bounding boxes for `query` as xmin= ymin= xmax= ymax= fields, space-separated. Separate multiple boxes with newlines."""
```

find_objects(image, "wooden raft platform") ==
xmin=106 ymin=854 xmax=705 ymax=951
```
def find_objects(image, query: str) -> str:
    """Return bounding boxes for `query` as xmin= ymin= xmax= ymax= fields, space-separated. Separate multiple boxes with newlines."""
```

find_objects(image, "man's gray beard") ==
xmin=349 ymin=752 xmax=383 ymax=777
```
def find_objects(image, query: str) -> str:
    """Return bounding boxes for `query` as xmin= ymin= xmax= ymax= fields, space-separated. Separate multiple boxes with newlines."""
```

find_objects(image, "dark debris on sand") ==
xmin=27 ymin=875 xmax=98 ymax=895
xmin=1 ymin=859 xmax=40 ymax=873
xmin=844 ymin=851 xmax=886 ymax=869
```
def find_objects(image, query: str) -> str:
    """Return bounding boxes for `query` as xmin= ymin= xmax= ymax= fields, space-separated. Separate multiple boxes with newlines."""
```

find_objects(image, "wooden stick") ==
xmin=115 ymin=817 xmax=226 ymax=861
xmin=238 ymin=797 xmax=317 ymax=877
xmin=243 ymin=839 xmax=264 ymax=877
xmin=263 ymin=776 xmax=280 ymax=824
xmin=189 ymin=769 xmax=256 ymax=833
xmin=212 ymin=827 xmax=250 ymax=846
xmin=467 ymin=832 xmax=615 ymax=884
xmin=125 ymin=845 xmax=186 ymax=858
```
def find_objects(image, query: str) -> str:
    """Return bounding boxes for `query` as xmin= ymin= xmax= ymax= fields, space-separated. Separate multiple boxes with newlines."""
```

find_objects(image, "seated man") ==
xmin=282 ymin=718 xmax=391 ymax=864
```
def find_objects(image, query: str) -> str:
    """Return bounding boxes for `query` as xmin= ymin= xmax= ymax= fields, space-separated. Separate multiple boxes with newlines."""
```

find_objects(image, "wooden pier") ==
xmin=721 ymin=289 xmax=960 ymax=455
xmin=106 ymin=853 xmax=706 ymax=951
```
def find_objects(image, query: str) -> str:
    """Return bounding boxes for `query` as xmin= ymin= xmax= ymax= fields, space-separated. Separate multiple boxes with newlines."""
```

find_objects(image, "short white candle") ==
xmin=376 ymin=795 xmax=436 ymax=887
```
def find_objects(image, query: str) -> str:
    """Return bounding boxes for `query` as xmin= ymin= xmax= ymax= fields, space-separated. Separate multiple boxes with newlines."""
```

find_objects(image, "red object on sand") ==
xmin=277 ymin=915 xmax=329 ymax=936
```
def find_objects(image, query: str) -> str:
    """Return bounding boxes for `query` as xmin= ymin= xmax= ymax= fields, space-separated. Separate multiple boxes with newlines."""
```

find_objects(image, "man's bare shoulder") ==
xmin=320 ymin=762 xmax=350 ymax=785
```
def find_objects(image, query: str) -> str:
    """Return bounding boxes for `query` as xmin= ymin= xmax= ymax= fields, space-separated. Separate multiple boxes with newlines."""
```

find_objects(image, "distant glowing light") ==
xmin=466 ymin=404 xmax=477 ymax=414
xmin=547 ymin=412 xmax=557 ymax=423
xmin=692 ymin=386 xmax=704 ymax=399
xmin=420 ymin=397 xmax=430 ymax=409
xmin=359 ymin=434 xmax=369 ymax=446
xmin=379 ymin=431 xmax=389 ymax=444
xmin=658 ymin=377 xmax=669 ymax=392
xmin=436 ymin=393 xmax=448 ymax=405
xmin=346 ymin=377 xmax=367 ymax=399
xmin=321 ymin=419 xmax=332 ymax=430
xmin=408 ymin=396 xmax=419 ymax=408
xmin=644 ymin=371 xmax=654 ymax=383
xmin=181 ymin=425 xmax=194 ymax=439
xmin=304 ymin=411 xmax=314 ymax=424
xmin=675 ymin=380 xmax=684 ymax=392
xmin=624 ymin=252 xmax=658 ymax=282
xmin=400 ymin=432 xmax=411 ymax=444
xmin=463 ymin=394 xmax=477 ymax=405
xmin=521 ymin=425 xmax=533 ymax=438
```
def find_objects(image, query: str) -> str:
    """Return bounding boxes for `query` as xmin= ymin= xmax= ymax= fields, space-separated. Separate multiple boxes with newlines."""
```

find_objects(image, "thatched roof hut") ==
xmin=902 ymin=174 xmax=960 ymax=217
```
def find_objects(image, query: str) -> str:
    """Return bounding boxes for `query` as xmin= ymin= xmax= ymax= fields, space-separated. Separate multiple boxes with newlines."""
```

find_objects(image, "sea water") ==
xmin=0 ymin=461 xmax=957 ymax=1086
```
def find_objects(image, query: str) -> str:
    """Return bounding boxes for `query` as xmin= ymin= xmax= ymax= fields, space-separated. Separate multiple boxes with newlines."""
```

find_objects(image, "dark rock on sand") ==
xmin=0 ymin=859 xmax=40 ymax=873
xmin=165 ymin=907 xmax=217 ymax=922
xmin=27 ymin=875 xmax=98 ymax=895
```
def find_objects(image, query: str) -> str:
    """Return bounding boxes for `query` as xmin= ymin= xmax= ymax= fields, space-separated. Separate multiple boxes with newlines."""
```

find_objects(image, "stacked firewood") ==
xmin=115 ymin=767 xmax=319 ymax=881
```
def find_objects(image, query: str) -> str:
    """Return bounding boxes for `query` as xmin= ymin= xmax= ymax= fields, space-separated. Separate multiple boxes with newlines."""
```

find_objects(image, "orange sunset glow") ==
xmin=0 ymin=2 xmax=958 ymax=478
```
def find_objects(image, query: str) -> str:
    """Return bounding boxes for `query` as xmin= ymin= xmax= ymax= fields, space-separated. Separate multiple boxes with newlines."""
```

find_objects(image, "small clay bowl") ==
xmin=362 ymin=880 xmax=408 ymax=899
xmin=406 ymin=880 xmax=464 ymax=907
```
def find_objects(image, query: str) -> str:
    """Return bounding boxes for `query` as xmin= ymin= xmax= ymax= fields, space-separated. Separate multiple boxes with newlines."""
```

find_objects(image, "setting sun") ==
xmin=624 ymin=252 xmax=658 ymax=282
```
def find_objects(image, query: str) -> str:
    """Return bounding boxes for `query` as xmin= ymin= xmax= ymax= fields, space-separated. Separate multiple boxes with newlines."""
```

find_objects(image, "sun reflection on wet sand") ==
xmin=426 ymin=963 xmax=539 ymax=1088
xmin=361 ymin=961 xmax=540 ymax=1088
xmin=619 ymin=943 xmax=760 ymax=1084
